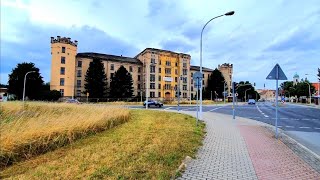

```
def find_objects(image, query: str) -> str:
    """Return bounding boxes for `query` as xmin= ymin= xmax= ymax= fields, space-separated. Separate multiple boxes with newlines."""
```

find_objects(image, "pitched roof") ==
xmin=190 ymin=65 xmax=214 ymax=72
xmin=76 ymin=52 xmax=142 ymax=64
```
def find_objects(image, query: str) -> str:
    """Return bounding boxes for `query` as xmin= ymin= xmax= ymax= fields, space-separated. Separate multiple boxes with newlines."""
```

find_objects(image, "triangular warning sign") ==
xmin=266 ymin=64 xmax=287 ymax=80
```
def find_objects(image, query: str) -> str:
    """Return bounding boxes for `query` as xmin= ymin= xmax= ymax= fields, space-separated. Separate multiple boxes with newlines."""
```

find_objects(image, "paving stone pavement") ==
xmin=177 ymin=112 xmax=258 ymax=180
xmin=176 ymin=111 xmax=320 ymax=180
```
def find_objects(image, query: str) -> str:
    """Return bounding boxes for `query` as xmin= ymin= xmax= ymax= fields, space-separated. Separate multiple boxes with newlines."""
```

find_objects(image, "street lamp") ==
xmin=200 ymin=11 xmax=235 ymax=119
xmin=23 ymin=71 xmax=36 ymax=102
xmin=306 ymin=82 xmax=311 ymax=105
xmin=306 ymin=74 xmax=320 ymax=107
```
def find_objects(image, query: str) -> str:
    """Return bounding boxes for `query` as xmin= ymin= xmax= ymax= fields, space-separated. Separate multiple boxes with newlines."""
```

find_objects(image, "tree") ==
xmin=8 ymin=62 xmax=44 ymax=100
xmin=84 ymin=58 xmax=107 ymax=98
xmin=235 ymin=81 xmax=259 ymax=101
xmin=317 ymin=68 xmax=320 ymax=82
xmin=109 ymin=65 xmax=133 ymax=98
xmin=295 ymin=80 xmax=315 ymax=98
xmin=204 ymin=68 xmax=225 ymax=99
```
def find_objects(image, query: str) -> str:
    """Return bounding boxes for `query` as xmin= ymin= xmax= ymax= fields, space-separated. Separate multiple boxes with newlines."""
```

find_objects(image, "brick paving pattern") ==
xmin=238 ymin=125 xmax=320 ymax=180
xmin=178 ymin=112 xmax=257 ymax=180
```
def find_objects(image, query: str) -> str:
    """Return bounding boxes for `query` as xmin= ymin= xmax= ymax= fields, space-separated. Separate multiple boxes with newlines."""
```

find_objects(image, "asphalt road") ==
xmin=130 ymin=102 xmax=320 ymax=155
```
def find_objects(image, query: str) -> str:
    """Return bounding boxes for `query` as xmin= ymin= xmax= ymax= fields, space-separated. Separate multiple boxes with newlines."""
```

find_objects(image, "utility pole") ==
xmin=23 ymin=71 xmax=36 ymax=102
xmin=178 ymin=76 xmax=181 ymax=111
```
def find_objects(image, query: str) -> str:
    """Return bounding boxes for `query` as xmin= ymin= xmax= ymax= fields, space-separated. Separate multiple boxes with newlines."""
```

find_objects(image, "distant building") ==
xmin=50 ymin=36 xmax=232 ymax=100
xmin=218 ymin=63 xmax=233 ymax=96
xmin=312 ymin=83 xmax=319 ymax=96
xmin=293 ymin=72 xmax=299 ymax=85
xmin=257 ymin=89 xmax=275 ymax=101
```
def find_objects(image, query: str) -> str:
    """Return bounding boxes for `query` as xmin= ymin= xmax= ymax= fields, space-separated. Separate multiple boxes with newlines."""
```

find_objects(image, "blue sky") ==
xmin=1 ymin=0 xmax=319 ymax=89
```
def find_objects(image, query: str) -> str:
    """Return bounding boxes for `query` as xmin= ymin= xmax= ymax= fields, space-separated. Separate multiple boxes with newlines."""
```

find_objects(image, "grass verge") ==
xmin=1 ymin=109 xmax=205 ymax=179
xmin=0 ymin=102 xmax=130 ymax=168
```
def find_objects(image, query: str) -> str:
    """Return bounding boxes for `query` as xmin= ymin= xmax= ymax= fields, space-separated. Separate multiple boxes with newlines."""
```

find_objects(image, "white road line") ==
xmin=164 ymin=107 xmax=172 ymax=110
xmin=299 ymin=127 xmax=311 ymax=129
xmin=315 ymin=128 xmax=320 ymax=130
xmin=285 ymin=126 xmax=294 ymax=128
xmin=301 ymin=118 xmax=311 ymax=121
xmin=256 ymin=105 xmax=269 ymax=117
xmin=280 ymin=118 xmax=288 ymax=119
xmin=181 ymin=107 xmax=196 ymax=111
xmin=312 ymin=119 xmax=319 ymax=120
xmin=209 ymin=107 xmax=223 ymax=112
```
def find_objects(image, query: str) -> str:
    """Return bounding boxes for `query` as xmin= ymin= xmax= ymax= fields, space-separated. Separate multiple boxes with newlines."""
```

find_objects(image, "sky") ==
xmin=1 ymin=0 xmax=320 ymax=89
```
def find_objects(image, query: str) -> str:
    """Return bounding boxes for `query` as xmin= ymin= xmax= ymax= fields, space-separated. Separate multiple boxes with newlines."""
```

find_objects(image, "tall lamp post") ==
xmin=23 ymin=71 xmax=36 ymax=102
xmin=306 ymin=74 xmax=320 ymax=107
xmin=306 ymin=82 xmax=311 ymax=105
xmin=200 ymin=11 xmax=235 ymax=119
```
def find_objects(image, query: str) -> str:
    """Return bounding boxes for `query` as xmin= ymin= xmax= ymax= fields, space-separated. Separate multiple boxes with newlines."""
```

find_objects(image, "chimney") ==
xmin=50 ymin=37 xmax=54 ymax=43
xmin=57 ymin=36 xmax=61 ymax=41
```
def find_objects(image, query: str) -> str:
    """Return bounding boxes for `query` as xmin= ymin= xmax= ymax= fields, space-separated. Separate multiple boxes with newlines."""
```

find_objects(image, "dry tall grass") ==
xmin=0 ymin=102 xmax=130 ymax=168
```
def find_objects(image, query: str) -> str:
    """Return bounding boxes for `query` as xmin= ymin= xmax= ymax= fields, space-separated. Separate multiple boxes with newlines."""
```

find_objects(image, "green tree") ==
xmin=235 ymin=81 xmax=259 ymax=101
xmin=8 ymin=62 xmax=44 ymax=100
xmin=109 ymin=66 xmax=133 ymax=99
xmin=84 ymin=58 xmax=107 ymax=98
xmin=295 ymin=80 xmax=315 ymax=98
xmin=205 ymin=68 xmax=225 ymax=99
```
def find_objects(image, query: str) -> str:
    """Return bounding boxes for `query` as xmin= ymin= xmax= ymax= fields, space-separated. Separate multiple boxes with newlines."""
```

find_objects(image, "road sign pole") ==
xmin=178 ymin=76 xmax=181 ymax=111
xmin=275 ymin=79 xmax=279 ymax=139
xmin=232 ymin=82 xmax=235 ymax=119
xmin=196 ymin=78 xmax=199 ymax=125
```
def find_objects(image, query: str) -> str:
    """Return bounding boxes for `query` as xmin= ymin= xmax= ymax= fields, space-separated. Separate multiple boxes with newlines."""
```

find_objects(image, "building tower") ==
xmin=218 ymin=63 xmax=233 ymax=96
xmin=293 ymin=72 xmax=299 ymax=85
xmin=50 ymin=36 xmax=78 ymax=97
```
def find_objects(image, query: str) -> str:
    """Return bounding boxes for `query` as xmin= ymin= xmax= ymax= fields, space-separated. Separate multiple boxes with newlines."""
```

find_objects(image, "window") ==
xmin=158 ymin=92 xmax=161 ymax=97
xmin=77 ymin=70 xmax=82 ymax=77
xmin=191 ymin=79 xmax=193 ymax=84
xmin=183 ymin=85 xmax=187 ymax=91
xmin=158 ymin=84 xmax=161 ymax=89
xmin=111 ymin=64 xmax=114 ymax=70
xmin=151 ymin=58 xmax=155 ymax=64
xmin=150 ymin=83 xmax=155 ymax=89
xmin=150 ymin=74 xmax=155 ymax=82
xmin=175 ymin=69 xmax=178 ymax=75
xmin=61 ymin=57 xmax=65 ymax=64
xmin=203 ymin=74 xmax=204 ymax=78
xmin=60 ymin=89 xmax=64 ymax=96
xmin=191 ymin=86 xmax=194 ymax=91
xmin=183 ymin=69 xmax=187 ymax=75
xmin=129 ymin=66 xmax=133 ymax=72
xmin=165 ymin=68 xmax=171 ymax=74
xmin=203 ymin=80 xmax=205 ymax=85
xmin=166 ymin=61 xmax=171 ymax=66
xmin=77 ymin=61 xmax=82 ymax=67
xmin=138 ymin=84 xmax=141 ymax=89
xmin=175 ymin=77 xmax=178 ymax=82
xmin=165 ymin=84 xmax=171 ymax=90
xmin=183 ymin=77 xmax=187 ymax=83
xmin=77 ymin=90 xmax=81 ymax=97
xmin=138 ymin=67 xmax=141 ymax=73
xmin=62 ymin=47 xmax=65 ymax=53
xmin=191 ymin=73 xmax=193 ymax=77
xmin=60 ymin=78 xmax=65 ymax=86
xmin=183 ymin=63 xmax=187 ymax=68
xmin=150 ymin=65 xmax=155 ymax=73
xmin=138 ymin=75 xmax=141 ymax=81
xmin=60 ymin=67 xmax=65 ymax=75
xmin=158 ymin=75 xmax=161 ymax=81
xmin=150 ymin=92 xmax=155 ymax=98
xmin=159 ymin=68 xmax=161 ymax=73
xmin=77 ymin=80 xmax=81 ymax=88
xmin=110 ymin=73 xmax=114 ymax=79
xmin=159 ymin=60 xmax=161 ymax=65
xmin=175 ymin=62 xmax=178 ymax=66
xmin=183 ymin=93 xmax=187 ymax=98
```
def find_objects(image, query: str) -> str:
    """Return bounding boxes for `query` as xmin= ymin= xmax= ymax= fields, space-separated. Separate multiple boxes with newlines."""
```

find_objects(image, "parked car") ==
xmin=66 ymin=99 xmax=81 ymax=104
xmin=248 ymin=99 xmax=256 ymax=105
xmin=143 ymin=100 xmax=163 ymax=108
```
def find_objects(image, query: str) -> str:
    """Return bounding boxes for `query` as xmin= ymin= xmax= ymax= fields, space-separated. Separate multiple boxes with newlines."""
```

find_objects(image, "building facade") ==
xmin=50 ymin=36 xmax=233 ymax=100
xmin=218 ymin=63 xmax=233 ymax=96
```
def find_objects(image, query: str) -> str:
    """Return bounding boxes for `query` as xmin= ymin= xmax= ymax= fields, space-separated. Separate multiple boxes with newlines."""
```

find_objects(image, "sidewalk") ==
xmin=176 ymin=111 xmax=320 ymax=180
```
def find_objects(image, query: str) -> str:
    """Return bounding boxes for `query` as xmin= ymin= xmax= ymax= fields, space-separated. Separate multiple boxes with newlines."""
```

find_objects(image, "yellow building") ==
xmin=190 ymin=66 xmax=213 ymax=99
xmin=135 ymin=48 xmax=191 ymax=99
xmin=50 ymin=36 xmax=232 ymax=100
xmin=218 ymin=63 xmax=233 ymax=96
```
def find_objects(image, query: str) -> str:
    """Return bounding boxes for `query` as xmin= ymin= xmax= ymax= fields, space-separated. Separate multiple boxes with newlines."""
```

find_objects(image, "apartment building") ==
xmin=50 ymin=36 xmax=232 ymax=100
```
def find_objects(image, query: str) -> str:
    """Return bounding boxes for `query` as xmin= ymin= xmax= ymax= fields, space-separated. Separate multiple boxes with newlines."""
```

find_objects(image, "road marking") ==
xmin=285 ymin=126 xmax=294 ymax=128
xmin=315 ymin=128 xmax=320 ymax=130
xmin=164 ymin=107 xmax=172 ymax=110
xmin=301 ymin=118 xmax=311 ymax=121
xmin=209 ymin=107 xmax=223 ymax=112
xmin=181 ymin=107 xmax=196 ymax=111
xmin=280 ymin=118 xmax=288 ymax=119
xmin=256 ymin=105 xmax=269 ymax=117
xmin=299 ymin=127 xmax=311 ymax=129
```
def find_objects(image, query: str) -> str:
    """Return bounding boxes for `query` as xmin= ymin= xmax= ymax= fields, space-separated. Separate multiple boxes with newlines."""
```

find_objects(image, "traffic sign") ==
xmin=266 ymin=64 xmax=287 ymax=80
xmin=193 ymin=71 xmax=203 ymax=80
xmin=194 ymin=81 xmax=202 ymax=88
